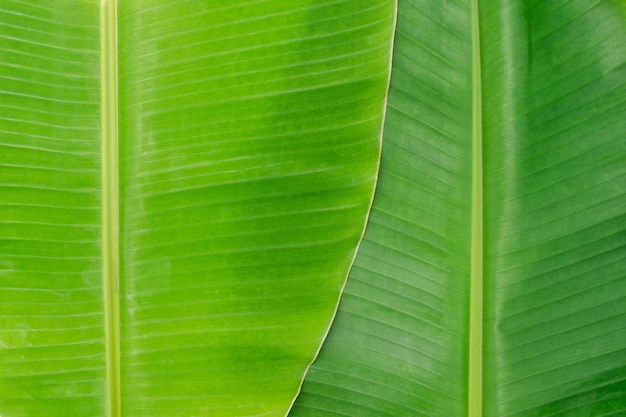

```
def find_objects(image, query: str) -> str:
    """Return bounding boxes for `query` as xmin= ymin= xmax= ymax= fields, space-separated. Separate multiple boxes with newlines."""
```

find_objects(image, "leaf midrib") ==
xmin=469 ymin=0 xmax=483 ymax=416
xmin=101 ymin=1 xmax=120 ymax=417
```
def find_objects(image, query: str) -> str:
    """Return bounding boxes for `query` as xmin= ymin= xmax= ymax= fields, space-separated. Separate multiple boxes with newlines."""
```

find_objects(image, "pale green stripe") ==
xmin=100 ymin=1 xmax=120 ymax=417
xmin=469 ymin=0 xmax=483 ymax=416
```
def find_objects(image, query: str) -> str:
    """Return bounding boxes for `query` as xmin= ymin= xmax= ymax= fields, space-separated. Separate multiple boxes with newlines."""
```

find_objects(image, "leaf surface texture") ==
xmin=290 ymin=1 xmax=626 ymax=416
xmin=0 ymin=1 xmax=395 ymax=416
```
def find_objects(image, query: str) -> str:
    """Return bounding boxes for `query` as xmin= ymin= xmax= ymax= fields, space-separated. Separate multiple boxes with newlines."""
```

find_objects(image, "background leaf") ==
xmin=482 ymin=1 xmax=626 ymax=415
xmin=290 ymin=0 xmax=626 ymax=416
xmin=290 ymin=1 xmax=474 ymax=415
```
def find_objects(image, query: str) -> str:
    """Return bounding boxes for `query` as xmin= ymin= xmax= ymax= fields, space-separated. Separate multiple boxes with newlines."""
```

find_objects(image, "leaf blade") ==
xmin=116 ymin=1 xmax=395 ymax=416
xmin=0 ymin=1 xmax=106 ymax=416
xmin=481 ymin=1 xmax=626 ymax=415
xmin=291 ymin=1 xmax=626 ymax=416
xmin=290 ymin=1 xmax=474 ymax=415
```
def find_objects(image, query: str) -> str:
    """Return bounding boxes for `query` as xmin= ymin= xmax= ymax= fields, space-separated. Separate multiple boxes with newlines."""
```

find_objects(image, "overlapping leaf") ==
xmin=0 ymin=1 xmax=394 ymax=416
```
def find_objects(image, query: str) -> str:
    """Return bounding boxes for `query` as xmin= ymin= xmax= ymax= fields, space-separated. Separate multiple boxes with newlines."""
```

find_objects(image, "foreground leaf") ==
xmin=116 ymin=1 xmax=394 ymax=416
xmin=0 ymin=1 xmax=395 ymax=416
xmin=0 ymin=2 xmax=105 ymax=416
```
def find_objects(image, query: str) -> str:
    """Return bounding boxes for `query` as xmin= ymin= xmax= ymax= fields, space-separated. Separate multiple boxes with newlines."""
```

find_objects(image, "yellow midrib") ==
xmin=100 ymin=0 xmax=120 ymax=417
xmin=469 ymin=0 xmax=483 ymax=416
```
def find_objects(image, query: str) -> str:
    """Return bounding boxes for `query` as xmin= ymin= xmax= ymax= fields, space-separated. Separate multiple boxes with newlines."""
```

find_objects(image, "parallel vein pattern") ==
xmin=293 ymin=1 xmax=626 ymax=417
xmin=0 ymin=1 xmax=105 ymax=417
xmin=116 ymin=1 xmax=394 ymax=416
xmin=290 ymin=1 xmax=474 ymax=416
xmin=482 ymin=1 xmax=626 ymax=416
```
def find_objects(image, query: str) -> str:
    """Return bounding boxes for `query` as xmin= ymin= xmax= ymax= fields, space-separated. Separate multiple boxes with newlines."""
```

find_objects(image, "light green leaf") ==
xmin=0 ymin=2 xmax=104 ymax=416
xmin=291 ymin=1 xmax=626 ymax=417
xmin=0 ymin=1 xmax=394 ymax=416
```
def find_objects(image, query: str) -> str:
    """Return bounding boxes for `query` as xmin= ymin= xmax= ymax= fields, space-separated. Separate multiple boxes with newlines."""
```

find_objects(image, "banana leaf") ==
xmin=292 ymin=1 xmax=626 ymax=416
xmin=1 ymin=1 xmax=625 ymax=417
xmin=0 ymin=0 xmax=393 ymax=416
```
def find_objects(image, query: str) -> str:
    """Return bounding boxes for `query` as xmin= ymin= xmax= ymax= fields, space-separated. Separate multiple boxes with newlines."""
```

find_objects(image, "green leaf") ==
xmin=0 ymin=2 xmax=104 ymax=416
xmin=0 ymin=1 xmax=394 ymax=416
xmin=290 ymin=1 xmax=626 ymax=417
xmin=2 ymin=0 xmax=626 ymax=416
